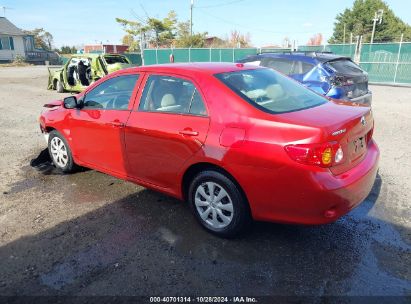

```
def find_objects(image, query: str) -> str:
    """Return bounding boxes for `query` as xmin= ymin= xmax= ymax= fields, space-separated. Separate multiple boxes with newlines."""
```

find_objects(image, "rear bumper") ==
xmin=238 ymin=140 xmax=380 ymax=225
xmin=326 ymin=89 xmax=372 ymax=106
xmin=349 ymin=91 xmax=372 ymax=106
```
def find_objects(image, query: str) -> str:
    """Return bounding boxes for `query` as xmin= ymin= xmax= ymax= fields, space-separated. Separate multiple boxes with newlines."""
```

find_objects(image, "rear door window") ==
xmin=138 ymin=75 xmax=207 ymax=116
xmin=291 ymin=61 xmax=314 ymax=75
xmin=261 ymin=58 xmax=294 ymax=75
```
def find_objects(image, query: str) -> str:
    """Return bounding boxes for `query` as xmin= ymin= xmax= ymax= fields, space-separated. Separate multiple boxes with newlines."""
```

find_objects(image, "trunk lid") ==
xmin=326 ymin=59 xmax=369 ymax=99
xmin=328 ymin=106 xmax=373 ymax=175
xmin=279 ymin=101 xmax=373 ymax=174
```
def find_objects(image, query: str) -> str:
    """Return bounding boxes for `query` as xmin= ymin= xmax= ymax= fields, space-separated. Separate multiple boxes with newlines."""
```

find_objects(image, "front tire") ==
xmin=56 ymin=80 xmax=64 ymax=93
xmin=48 ymin=130 xmax=76 ymax=173
xmin=188 ymin=170 xmax=250 ymax=237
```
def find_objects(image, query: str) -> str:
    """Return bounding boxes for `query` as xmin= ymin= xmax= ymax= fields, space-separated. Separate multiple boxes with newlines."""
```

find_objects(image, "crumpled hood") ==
xmin=44 ymin=99 xmax=63 ymax=108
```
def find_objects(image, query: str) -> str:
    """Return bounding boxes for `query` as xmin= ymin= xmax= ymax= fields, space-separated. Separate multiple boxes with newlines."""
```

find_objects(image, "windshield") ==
xmin=215 ymin=68 xmax=327 ymax=114
xmin=103 ymin=55 xmax=129 ymax=64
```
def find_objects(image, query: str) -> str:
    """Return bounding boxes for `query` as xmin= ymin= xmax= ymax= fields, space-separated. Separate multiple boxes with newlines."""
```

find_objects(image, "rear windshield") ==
xmin=215 ymin=68 xmax=327 ymax=114
xmin=104 ymin=55 xmax=129 ymax=64
xmin=326 ymin=59 xmax=363 ymax=75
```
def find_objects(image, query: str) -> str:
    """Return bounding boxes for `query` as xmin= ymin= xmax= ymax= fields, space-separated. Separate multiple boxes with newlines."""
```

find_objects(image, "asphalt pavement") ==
xmin=0 ymin=66 xmax=409 ymax=299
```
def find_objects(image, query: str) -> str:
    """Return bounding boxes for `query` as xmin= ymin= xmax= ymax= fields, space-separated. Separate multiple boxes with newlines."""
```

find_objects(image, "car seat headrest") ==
xmin=161 ymin=94 xmax=176 ymax=107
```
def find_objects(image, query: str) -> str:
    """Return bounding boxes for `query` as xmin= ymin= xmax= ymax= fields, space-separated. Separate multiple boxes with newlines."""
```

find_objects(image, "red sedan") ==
xmin=39 ymin=63 xmax=379 ymax=237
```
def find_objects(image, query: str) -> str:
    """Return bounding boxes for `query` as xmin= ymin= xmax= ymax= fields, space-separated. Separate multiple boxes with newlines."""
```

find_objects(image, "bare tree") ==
xmin=307 ymin=33 xmax=323 ymax=46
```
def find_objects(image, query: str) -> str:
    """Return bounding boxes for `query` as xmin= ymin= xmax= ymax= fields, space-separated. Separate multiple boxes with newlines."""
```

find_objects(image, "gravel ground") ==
xmin=0 ymin=66 xmax=410 ymax=298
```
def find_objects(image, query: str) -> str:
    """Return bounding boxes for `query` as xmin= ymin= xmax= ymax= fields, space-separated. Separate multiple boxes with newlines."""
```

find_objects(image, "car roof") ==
xmin=248 ymin=52 xmax=351 ymax=64
xmin=68 ymin=53 xmax=125 ymax=59
xmin=116 ymin=62 xmax=262 ymax=76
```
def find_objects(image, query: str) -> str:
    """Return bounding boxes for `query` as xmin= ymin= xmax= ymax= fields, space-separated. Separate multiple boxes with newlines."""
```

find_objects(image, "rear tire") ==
xmin=188 ymin=170 xmax=250 ymax=238
xmin=48 ymin=130 xmax=76 ymax=173
xmin=56 ymin=80 xmax=64 ymax=93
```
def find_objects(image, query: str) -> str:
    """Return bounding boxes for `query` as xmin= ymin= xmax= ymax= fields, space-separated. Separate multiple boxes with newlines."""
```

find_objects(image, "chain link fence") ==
xmin=142 ymin=48 xmax=257 ymax=65
xmin=141 ymin=41 xmax=411 ymax=85
xmin=359 ymin=43 xmax=411 ymax=84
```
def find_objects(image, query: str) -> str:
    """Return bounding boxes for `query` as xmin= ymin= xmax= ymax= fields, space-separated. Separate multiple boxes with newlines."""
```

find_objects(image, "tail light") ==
xmin=285 ymin=142 xmax=344 ymax=168
xmin=330 ymin=76 xmax=354 ymax=87
xmin=366 ymin=123 xmax=374 ymax=144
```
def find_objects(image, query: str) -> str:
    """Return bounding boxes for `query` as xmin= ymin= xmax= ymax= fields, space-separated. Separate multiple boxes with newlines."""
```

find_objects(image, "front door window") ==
xmin=84 ymin=74 xmax=139 ymax=110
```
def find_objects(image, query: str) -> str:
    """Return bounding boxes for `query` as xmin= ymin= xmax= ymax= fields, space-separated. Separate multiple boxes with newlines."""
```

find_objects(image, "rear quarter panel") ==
xmin=177 ymin=74 xmax=328 ymax=197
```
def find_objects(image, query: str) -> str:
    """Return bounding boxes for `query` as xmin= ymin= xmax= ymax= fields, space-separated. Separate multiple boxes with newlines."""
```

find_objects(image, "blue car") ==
xmin=237 ymin=52 xmax=372 ymax=105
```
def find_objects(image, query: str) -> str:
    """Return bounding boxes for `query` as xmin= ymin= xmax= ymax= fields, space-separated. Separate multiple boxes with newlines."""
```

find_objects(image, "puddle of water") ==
xmin=40 ymin=216 xmax=145 ymax=290
xmin=7 ymin=149 xmax=126 ymax=205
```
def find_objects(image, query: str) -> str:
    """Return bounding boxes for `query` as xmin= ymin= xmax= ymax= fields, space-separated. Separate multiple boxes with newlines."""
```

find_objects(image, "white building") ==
xmin=0 ymin=17 xmax=59 ymax=64
xmin=0 ymin=17 xmax=27 ymax=62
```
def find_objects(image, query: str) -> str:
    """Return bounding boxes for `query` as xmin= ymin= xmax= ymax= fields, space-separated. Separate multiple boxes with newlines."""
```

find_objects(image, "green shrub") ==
xmin=13 ymin=55 xmax=27 ymax=65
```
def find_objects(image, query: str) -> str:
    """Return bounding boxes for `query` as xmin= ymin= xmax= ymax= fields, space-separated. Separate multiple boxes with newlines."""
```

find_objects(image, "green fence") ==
xmin=358 ymin=43 xmax=411 ymax=84
xmin=143 ymin=48 xmax=258 ymax=65
xmin=142 ymin=42 xmax=411 ymax=85
xmin=297 ymin=43 xmax=411 ymax=84
xmin=142 ymin=46 xmax=357 ymax=65
xmin=299 ymin=44 xmax=357 ymax=59
xmin=123 ymin=53 xmax=142 ymax=65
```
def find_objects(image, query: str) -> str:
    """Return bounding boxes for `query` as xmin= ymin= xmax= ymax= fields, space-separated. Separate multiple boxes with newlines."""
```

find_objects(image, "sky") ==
xmin=1 ymin=0 xmax=410 ymax=48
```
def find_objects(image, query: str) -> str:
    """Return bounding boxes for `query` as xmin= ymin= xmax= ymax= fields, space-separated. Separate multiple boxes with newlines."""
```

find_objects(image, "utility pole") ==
xmin=0 ymin=6 xmax=13 ymax=17
xmin=371 ymin=9 xmax=384 ymax=44
xmin=343 ymin=23 xmax=346 ymax=44
xmin=140 ymin=29 xmax=145 ymax=65
xmin=393 ymin=33 xmax=404 ymax=83
xmin=190 ymin=0 xmax=194 ymax=36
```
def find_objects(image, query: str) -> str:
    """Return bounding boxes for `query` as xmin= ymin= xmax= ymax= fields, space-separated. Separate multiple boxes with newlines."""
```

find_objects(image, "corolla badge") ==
xmin=332 ymin=128 xmax=346 ymax=136
xmin=361 ymin=116 xmax=366 ymax=126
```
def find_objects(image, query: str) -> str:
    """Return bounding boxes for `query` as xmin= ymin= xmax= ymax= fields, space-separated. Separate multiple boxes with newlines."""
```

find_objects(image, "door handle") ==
xmin=179 ymin=130 xmax=199 ymax=136
xmin=109 ymin=121 xmax=125 ymax=128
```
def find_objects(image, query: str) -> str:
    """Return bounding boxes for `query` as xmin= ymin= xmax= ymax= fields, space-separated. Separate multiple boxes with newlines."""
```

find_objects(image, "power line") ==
xmin=195 ymin=0 xmax=246 ymax=9
xmin=139 ymin=3 xmax=151 ymax=22
xmin=129 ymin=9 xmax=148 ymax=24
xmin=196 ymin=7 xmax=330 ymax=35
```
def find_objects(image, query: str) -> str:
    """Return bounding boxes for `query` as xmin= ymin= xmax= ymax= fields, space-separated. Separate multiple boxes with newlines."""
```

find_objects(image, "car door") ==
xmin=70 ymin=74 xmax=141 ymax=175
xmin=124 ymin=73 xmax=210 ymax=189
xmin=95 ymin=56 xmax=108 ymax=79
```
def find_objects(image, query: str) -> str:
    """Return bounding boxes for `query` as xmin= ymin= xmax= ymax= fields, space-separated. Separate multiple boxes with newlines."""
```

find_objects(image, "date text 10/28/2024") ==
xmin=150 ymin=297 xmax=258 ymax=303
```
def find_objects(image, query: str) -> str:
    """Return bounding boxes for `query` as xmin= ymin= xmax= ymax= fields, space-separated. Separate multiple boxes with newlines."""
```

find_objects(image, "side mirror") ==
xmin=63 ymin=96 xmax=83 ymax=109
xmin=63 ymin=96 xmax=77 ymax=109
